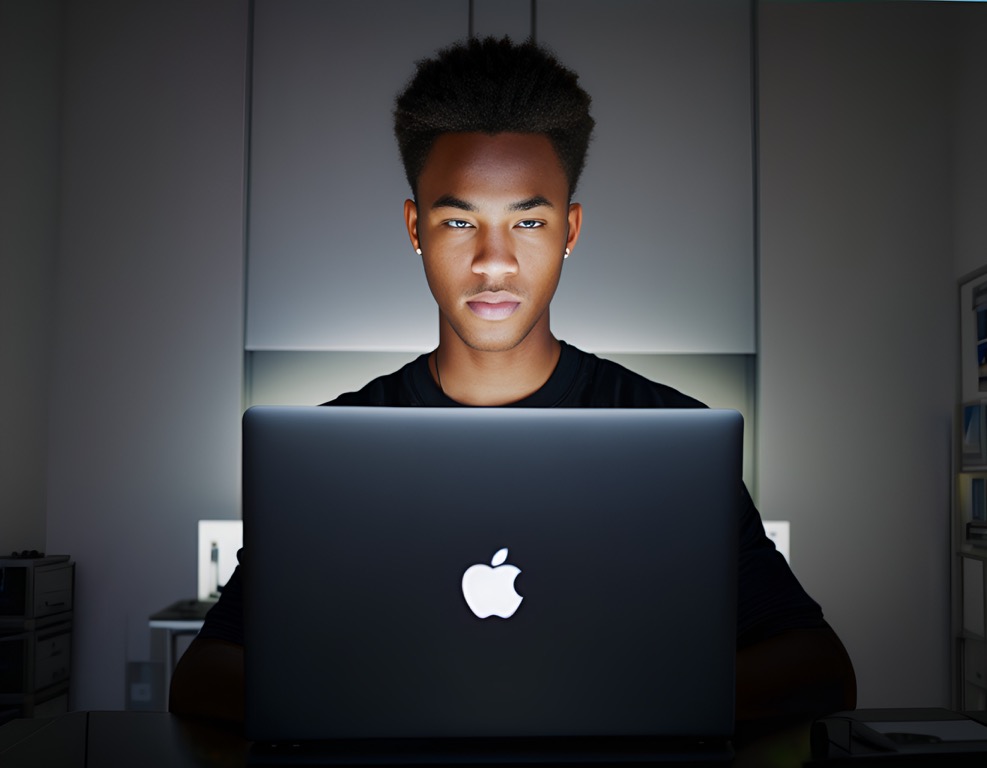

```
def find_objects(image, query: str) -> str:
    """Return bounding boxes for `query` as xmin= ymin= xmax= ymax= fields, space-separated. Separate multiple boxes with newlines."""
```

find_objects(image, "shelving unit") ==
xmin=955 ymin=467 xmax=987 ymax=708
xmin=955 ymin=269 xmax=987 ymax=710
xmin=0 ymin=556 xmax=74 ymax=725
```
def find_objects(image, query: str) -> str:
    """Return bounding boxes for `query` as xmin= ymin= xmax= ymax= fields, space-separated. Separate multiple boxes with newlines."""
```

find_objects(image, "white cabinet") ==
xmin=540 ymin=0 xmax=755 ymax=353
xmin=246 ymin=0 xmax=754 ymax=353
xmin=0 ymin=557 xmax=74 ymax=724
xmin=246 ymin=0 xmax=465 ymax=352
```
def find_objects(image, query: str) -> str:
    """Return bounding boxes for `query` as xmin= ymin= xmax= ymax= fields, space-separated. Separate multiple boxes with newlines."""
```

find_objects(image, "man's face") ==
xmin=404 ymin=132 xmax=581 ymax=353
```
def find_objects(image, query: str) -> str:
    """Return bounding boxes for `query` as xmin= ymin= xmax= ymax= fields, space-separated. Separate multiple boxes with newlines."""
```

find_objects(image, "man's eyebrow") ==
xmin=508 ymin=196 xmax=554 ymax=212
xmin=431 ymin=194 xmax=477 ymax=212
xmin=429 ymin=194 xmax=555 ymax=213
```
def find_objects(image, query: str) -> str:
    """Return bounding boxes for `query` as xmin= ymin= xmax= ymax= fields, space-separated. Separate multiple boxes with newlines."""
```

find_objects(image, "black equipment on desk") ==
xmin=811 ymin=708 xmax=987 ymax=764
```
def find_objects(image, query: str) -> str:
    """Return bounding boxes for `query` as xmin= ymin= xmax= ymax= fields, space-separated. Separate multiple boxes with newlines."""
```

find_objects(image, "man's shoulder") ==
xmin=323 ymin=354 xmax=429 ymax=407
xmin=560 ymin=344 xmax=706 ymax=409
xmin=318 ymin=345 xmax=705 ymax=410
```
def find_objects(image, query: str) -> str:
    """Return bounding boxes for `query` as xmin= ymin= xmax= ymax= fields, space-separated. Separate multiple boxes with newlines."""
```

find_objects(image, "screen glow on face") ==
xmin=407 ymin=132 xmax=579 ymax=356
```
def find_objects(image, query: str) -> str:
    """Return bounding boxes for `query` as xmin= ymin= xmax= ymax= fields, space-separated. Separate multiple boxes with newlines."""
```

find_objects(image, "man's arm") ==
xmin=732 ymin=483 xmax=856 ymax=723
xmin=168 ymin=554 xmax=246 ymax=723
xmin=169 ymin=636 xmax=245 ymax=724
xmin=736 ymin=623 xmax=856 ymax=723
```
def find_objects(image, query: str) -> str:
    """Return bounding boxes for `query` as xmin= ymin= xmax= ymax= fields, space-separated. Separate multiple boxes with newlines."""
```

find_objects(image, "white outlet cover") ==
xmin=763 ymin=520 xmax=790 ymax=564
xmin=130 ymin=682 xmax=152 ymax=703
xmin=197 ymin=520 xmax=243 ymax=600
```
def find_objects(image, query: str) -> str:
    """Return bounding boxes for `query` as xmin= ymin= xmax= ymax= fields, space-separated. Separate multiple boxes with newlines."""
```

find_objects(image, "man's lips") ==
xmin=466 ymin=291 xmax=521 ymax=320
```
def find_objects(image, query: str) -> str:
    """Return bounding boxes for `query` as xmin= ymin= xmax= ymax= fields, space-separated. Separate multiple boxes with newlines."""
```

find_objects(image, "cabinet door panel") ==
xmin=246 ymin=0 xmax=754 ymax=353
xmin=247 ymin=0 xmax=465 ymax=351
xmin=540 ymin=0 xmax=755 ymax=352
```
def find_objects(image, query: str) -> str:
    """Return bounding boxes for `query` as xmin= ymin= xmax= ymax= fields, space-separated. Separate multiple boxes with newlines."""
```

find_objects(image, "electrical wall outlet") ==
xmin=130 ymin=682 xmax=151 ymax=703
xmin=197 ymin=519 xmax=243 ymax=600
xmin=763 ymin=520 xmax=790 ymax=563
xmin=125 ymin=661 xmax=165 ymax=711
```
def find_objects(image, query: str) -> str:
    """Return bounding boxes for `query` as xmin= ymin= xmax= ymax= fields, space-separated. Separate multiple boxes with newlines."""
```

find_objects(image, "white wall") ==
xmin=246 ymin=0 xmax=757 ymax=355
xmin=44 ymin=0 xmax=248 ymax=709
xmin=757 ymin=1 xmax=985 ymax=708
xmin=0 ymin=0 xmax=61 ymax=552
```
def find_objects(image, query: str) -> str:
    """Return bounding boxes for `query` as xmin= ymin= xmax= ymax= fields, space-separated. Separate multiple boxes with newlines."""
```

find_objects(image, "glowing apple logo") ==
xmin=461 ymin=547 xmax=523 ymax=619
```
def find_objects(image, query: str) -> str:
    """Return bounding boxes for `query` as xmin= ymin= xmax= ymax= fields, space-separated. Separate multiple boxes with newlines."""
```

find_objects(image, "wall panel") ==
xmin=246 ymin=0 xmax=755 ymax=354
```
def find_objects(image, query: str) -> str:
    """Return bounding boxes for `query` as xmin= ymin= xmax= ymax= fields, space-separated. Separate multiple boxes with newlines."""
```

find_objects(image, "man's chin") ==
xmin=442 ymin=312 xmax=549 ymax=355
xmin=451 ymin=327 xmax=530 ymax=354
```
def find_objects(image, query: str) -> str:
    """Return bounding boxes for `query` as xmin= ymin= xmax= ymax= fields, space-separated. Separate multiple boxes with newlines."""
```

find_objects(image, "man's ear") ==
xmin=566 ymin=203 xmax=583 ymax=254
xmin=404 ymin=199 xmax=420 ymax=253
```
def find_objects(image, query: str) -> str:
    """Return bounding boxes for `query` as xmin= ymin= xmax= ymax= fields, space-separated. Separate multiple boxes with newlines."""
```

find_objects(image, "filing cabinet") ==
xmin=0 ymin=556 xmax=74 ymax=725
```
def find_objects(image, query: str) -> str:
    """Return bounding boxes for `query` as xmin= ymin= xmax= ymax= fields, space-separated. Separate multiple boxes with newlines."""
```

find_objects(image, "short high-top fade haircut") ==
xmin=394 ymin=36 xmax=594 ymax=199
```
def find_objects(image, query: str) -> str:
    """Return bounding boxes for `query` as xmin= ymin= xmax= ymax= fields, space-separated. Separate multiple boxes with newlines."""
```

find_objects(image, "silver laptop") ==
xmin=243 ymin=406 xmax=742 ymax=763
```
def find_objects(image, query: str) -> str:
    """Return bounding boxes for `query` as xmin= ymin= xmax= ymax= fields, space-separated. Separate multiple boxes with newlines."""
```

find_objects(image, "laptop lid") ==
xmin=243 ymin=406 xmax=741 ymax=754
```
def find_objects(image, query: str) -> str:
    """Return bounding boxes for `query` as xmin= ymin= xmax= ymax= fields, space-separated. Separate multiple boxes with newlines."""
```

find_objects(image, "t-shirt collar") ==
xmin=411 ymin=341 xmax=580 ymax=408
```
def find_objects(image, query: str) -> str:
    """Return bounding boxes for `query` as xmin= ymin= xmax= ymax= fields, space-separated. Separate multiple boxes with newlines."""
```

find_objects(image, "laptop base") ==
xmin=248 ymin=736 xmax=734 ymax=766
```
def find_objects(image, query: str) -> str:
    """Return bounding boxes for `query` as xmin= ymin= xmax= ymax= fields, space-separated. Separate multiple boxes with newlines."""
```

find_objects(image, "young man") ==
xmin=170 ymin=37 xmax=855 ymax=727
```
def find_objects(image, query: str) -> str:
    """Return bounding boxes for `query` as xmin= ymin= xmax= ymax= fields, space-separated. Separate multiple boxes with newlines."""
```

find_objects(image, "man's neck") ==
xmin=432 ymin=334 xmax=561 ymax=406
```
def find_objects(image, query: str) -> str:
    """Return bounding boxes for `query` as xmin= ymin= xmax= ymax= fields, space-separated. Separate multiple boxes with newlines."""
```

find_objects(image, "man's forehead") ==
xmin=417 ymin=132 xmax=569 ymax=203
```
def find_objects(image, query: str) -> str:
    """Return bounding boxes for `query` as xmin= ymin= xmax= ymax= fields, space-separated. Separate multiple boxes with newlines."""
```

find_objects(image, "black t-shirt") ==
xmin=200 ymin=341 xmax=825 ymax=648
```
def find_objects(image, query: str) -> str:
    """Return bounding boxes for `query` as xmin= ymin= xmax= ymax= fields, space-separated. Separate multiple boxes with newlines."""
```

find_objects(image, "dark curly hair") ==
xmin=394 ymin=36 xmax=594 ymax=199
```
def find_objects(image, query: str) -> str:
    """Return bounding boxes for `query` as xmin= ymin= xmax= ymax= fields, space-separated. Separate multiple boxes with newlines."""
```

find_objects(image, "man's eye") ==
xmin=445 ymin=220 xmax=472 ymax=229
xmin=516 ymin=220 xmax=543 ymax=229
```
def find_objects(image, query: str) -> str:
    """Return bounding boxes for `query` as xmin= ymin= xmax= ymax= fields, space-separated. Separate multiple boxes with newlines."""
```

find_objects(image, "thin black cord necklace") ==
xmin=433 ymin=350 xmax=443 ymax=393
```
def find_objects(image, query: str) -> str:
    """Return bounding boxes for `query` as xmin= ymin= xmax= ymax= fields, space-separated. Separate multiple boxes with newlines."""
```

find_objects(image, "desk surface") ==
xmin=5 ymin=710 xmax=987 ymax=767
xmin=149 ymin=599 xmax=215 ymax=626
xmin=0 ymin=711 xmax=817 ymax=768
xmin=0 ymin=711 xmax=247 ymax=768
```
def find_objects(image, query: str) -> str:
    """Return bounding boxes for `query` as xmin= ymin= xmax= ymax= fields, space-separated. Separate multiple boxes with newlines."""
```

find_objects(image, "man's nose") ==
xmin=471 ymin=230 xmax=519 ymax=278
